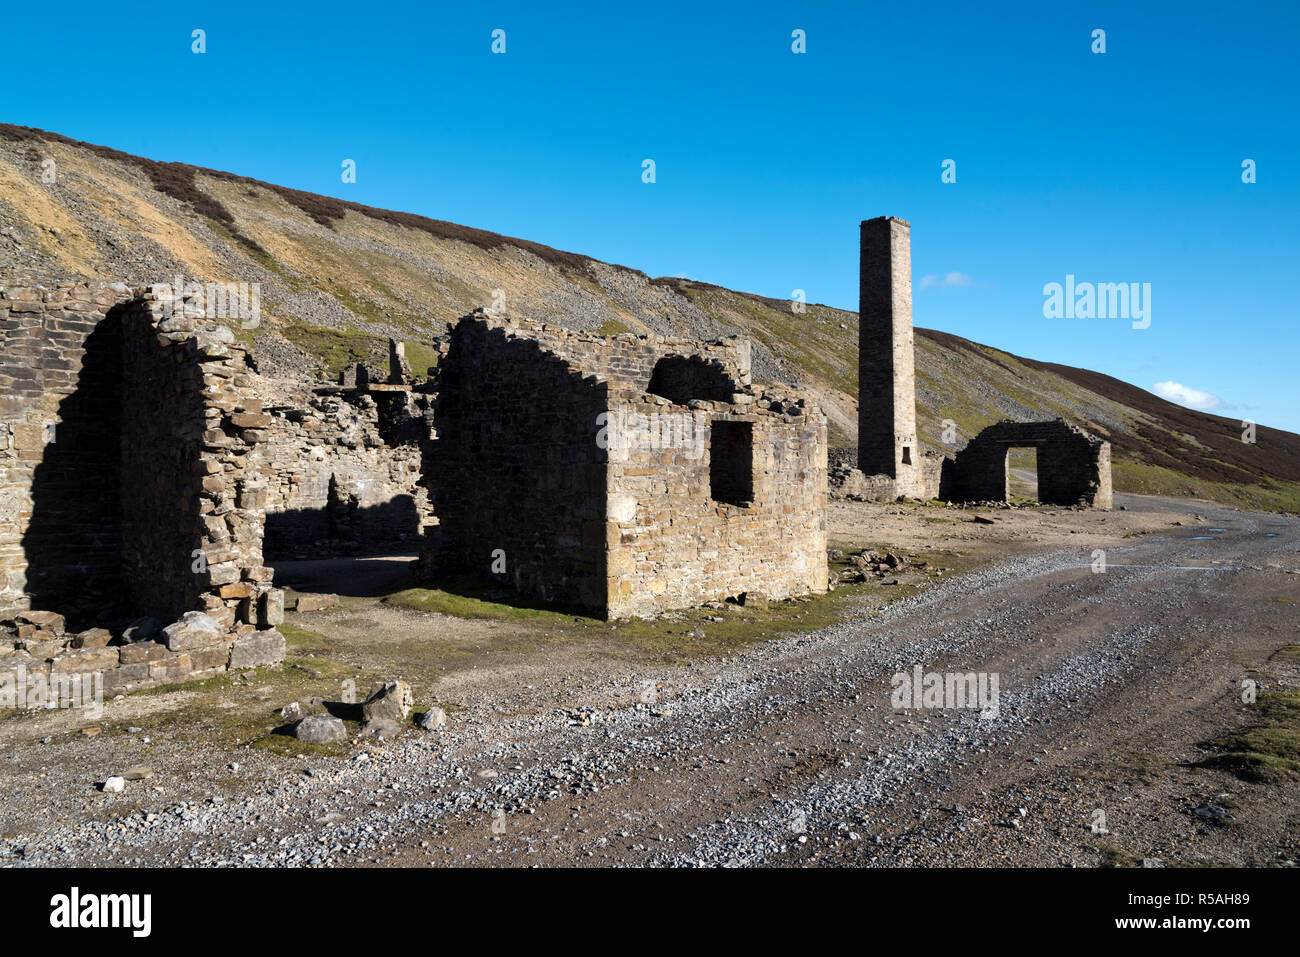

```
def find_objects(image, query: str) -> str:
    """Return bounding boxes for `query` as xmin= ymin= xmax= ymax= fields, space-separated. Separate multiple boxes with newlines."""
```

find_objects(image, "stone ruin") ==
xmin=1 ymin=283 xmax=285 ymax=697
xmin=2 ymin=277 xmax=829 ymax=694
xmin=847 ymin=216 xmax=1112 ymax=508
xmin=422 ymin=312 xmax=828 ymax=619
xmin=1 ymin=214 xmax=1108 ymax=697
xmin=951 ymin=418 xmax=1112 ymax=508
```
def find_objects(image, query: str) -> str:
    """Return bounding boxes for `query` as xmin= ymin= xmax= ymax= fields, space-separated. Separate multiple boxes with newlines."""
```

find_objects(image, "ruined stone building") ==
xmin=1 ymin=213 xmax=1108 ymax=696
xmin=2 ymin=275 xmax=828 ymax=694
xmin=1 ymin=283 xmax=287 ymax=696
xmin=423 ymin=313 xmax=828 ymax=619
xmin=853 ymin=216 xmax=1112 ymax=508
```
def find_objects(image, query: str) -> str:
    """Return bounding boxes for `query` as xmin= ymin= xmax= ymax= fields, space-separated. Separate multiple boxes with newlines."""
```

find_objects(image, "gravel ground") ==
xmin=2 ymin=494 xmax=1297 ymax=868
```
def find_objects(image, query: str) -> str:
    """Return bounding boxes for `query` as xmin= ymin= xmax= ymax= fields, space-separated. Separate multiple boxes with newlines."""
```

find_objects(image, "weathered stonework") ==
xmin=422 ymin=312 xmax=827 ymax=619
xmin=1 ymin=281 xmax=286 ymax=695
xmin=258 ymin=374 xmax=433 ymax=559
xmin=852 ymin=216 xmax=1109 ymax=507
xmin=952 ymin=418 xmax=1112 ymax=507
xmin=858 ymin=216 xmax=924 ymax=498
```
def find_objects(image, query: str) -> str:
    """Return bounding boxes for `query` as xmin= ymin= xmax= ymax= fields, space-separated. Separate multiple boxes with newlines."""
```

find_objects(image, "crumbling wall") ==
xmin=953 ymin=418 xmax=1112 ymax=507
xmin=422 ymin=316 xmax=609 ymax=609
xmin=421 ymin=313 xmax=827 ymax=619
xmin=260 ymin=383 xmax=431 ymax=558
xmin=2 ymin=281 xmax=285 ymax=698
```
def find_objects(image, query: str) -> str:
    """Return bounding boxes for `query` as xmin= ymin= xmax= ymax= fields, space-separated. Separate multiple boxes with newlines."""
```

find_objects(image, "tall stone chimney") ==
xmin=858 ymin=216 xmax=918 ymax=494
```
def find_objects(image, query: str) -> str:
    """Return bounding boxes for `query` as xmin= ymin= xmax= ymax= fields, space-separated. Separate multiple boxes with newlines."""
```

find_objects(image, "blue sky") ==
xmin=7 ymin=1 xmax=1298 ymax=430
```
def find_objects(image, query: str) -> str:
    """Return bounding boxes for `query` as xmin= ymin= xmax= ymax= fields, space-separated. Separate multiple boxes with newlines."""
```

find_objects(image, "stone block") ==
xmin=228 ymin=629 xmax=285 ymax=669
xmin=49 ymin=647 xmax=119 ymax=674
xmin=118 ymin=641 xmax=166 ymax=665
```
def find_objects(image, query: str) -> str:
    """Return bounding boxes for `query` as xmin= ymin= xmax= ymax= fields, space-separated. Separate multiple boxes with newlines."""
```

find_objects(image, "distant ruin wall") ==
xmin=260 ymin=386 xmax=431 ymax=559
xmin=953 ymin=419 xmax=1112 ymax=507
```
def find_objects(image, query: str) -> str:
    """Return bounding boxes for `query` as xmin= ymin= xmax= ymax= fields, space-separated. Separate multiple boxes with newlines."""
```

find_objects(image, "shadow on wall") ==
xmin=21 ymin=306 xmax=125 ymax=630
xmin=270 ymin=554 xmax=418 ymax=598
xmin=263 ymin=493 xmax=422 ymax=562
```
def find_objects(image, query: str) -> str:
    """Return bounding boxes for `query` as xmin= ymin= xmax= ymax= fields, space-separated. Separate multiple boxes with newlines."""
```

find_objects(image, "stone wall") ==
xmin=259 ymin=382 xmax=432 ymax=559
xmin=1 ymin=283 xmax=127 ymax=624
xmin=422 ymin=316 xmax=610 ymax=609
xmin=1 ymin=281 xmax=286 ymax=699
xmin=606 ymin=392 xmax=827 ymax=619
xmin=952 ymin=418 xmax=1112 ymax=507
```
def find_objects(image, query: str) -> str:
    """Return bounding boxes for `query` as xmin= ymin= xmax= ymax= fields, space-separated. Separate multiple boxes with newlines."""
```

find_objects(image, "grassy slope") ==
xmin=2 ymin=123 xmax=1297 ymax=510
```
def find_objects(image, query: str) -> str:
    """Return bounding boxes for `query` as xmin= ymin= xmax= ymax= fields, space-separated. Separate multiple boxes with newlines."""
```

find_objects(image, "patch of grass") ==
xmin=1197 ymin=684 xmax=1300 ymax=781
xmin=595 ymin=317 xmax=632 ymax=336
xmin=402 ymin=339 xmax=440 ymax=378
xmin=1098 ymin=844 xmax=1140 ymax=868
xmin=384 ymin=576 xmax=590 ymax=622
xmin=380 ymin=553 xmax=952 ymax=666
xmin=280 ymin=623 xmax=332 ymax=654
xmin=282 ymin=321 xmax=387 ymax=379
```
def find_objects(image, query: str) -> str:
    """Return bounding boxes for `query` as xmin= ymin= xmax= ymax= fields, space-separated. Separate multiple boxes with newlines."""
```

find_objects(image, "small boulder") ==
xmin=294 ymin=715 xmax=347 ymax=744
xmin=360 ymin=717 xmax=400 ymax=739
xmin=281 ymin=701 xmax=304 ymax=722
xmin=417 ymin=706 xmax=447 ymax=730
xmin=101 ymin=777 xmax=125 ymax=793
xmin=72 ymin=628 xmax=113 ymax=649
xmin=162 ymin=612 xmax=223 ymax=652
xmin=296 ymin=593 xmax=340 ymax=613
xmin=363 ymin=680 xmax=413 ymax=725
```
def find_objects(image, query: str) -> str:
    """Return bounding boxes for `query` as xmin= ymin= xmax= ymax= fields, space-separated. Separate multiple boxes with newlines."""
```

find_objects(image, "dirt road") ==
xmin=3 ymin=494 xmax=1297 ymax=867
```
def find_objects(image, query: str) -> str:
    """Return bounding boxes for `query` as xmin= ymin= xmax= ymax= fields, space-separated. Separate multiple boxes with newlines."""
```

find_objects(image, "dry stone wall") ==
xmin=1 ymin=283 xmax=126 ymax=624
xmin=422 ymin=315 xmax=610 ymax=609
xmin=606 ymin=392 xmax=827 ymax=619
xmin=260 ymin=381 xmax=432 ymax=559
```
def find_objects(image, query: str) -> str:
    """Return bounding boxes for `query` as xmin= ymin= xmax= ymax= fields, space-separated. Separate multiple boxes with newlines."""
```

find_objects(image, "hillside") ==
xmin=2 ymin=123 xmax=1298 ymax=511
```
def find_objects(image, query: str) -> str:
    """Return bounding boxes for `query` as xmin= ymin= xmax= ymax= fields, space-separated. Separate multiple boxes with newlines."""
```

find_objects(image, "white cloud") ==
xmin=1152 ymin=380 xmax=1224 ymax=412
xmin=918 ymin=271 xmax=974 ymax=291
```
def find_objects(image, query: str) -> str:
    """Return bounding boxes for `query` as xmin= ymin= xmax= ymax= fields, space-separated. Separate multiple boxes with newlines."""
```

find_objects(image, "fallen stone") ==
xmin=295 ymin=593 xmax=340 ymax=613
xmin=122 ymin=617 xmax=163 ymax=643
xmin=102 ymin=777 xmax=125 ymax=793
xmin=363 ymin=680 xmax=413 ymax=725
xmin=71 ymin=628 xmax=112 ymax=649
xmin=16 ymin=610 xmax=65 ymax=635
xmin=229 ymin=629 xmax=285 ymax=669
xmin=162 ymin=612 xmax=223 ymax=652
xmin=121 ymin=766 xmax=153 ymax=781
xmin=417 ymin=706 xmax=447 ymax=730
xmin=294 ymin=715 xmax=347 ymax=744
xmin=360 ymin=717 xmax=400 ymax=739
xmin=282 ymin=701 xmax=304 ymax=722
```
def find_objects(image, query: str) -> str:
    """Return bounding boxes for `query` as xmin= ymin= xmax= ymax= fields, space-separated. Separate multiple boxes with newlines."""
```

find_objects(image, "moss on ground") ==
xmin=1197 ymin=677 xmax=1300 ymax=781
